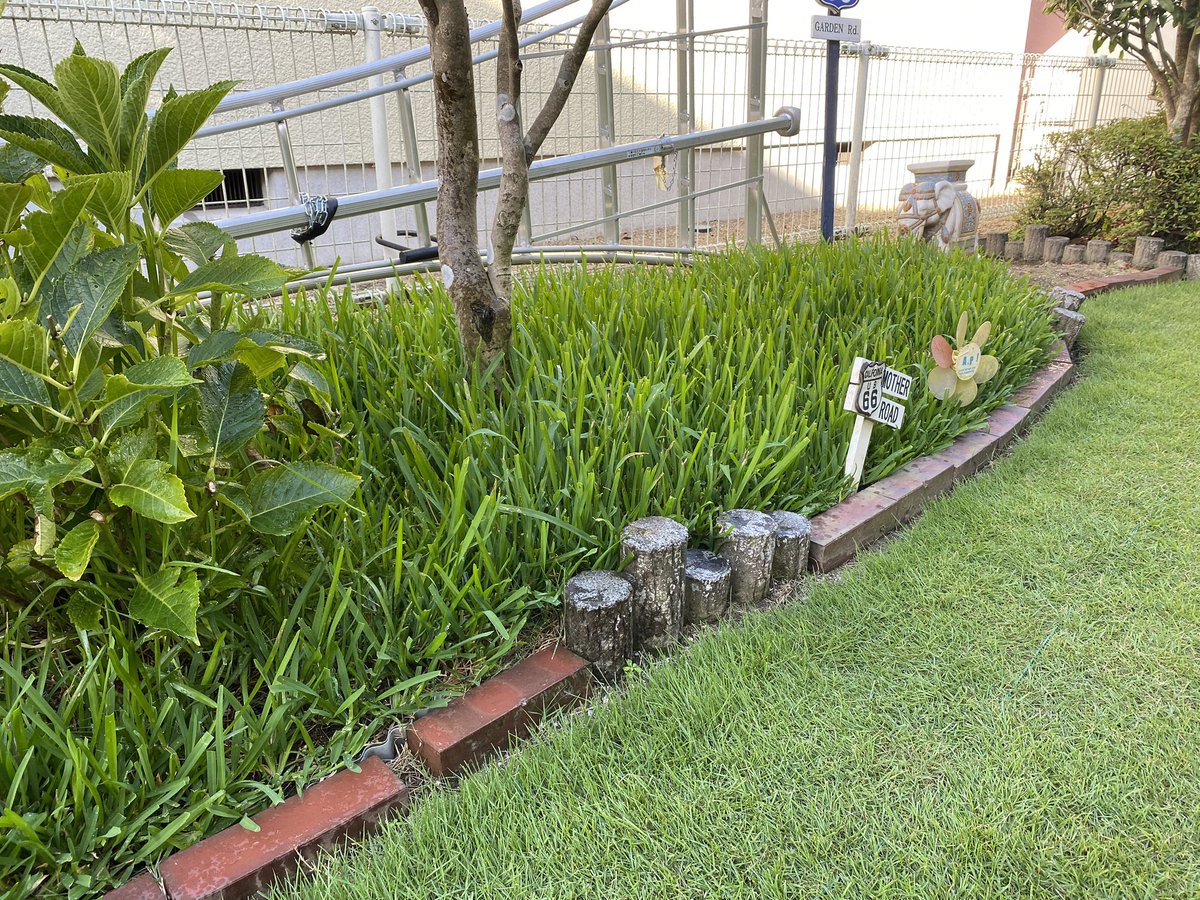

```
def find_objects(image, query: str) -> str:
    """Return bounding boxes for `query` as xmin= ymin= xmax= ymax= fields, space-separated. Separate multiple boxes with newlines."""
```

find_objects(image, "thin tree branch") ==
xmin=523 ymin=0 xmax=613 ymax=161
xmin=489 ymin=0 xmax=528 ymax=298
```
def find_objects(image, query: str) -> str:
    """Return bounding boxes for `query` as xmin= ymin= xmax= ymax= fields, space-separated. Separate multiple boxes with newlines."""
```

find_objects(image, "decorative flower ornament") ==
xmin=928 ymin=311 xmax=999 ymax=406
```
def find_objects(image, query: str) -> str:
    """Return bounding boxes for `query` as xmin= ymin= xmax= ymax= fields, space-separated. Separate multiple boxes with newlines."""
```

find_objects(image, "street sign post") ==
xmin=843 ymin=356 xmax=910 ymax=489
xmin=814 ymin=0 xmax=863 ymax=241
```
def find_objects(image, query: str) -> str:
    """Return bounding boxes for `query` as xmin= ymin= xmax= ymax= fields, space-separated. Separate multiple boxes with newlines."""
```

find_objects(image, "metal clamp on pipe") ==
xmin=291 ymin=194 xmax=338 ymax=244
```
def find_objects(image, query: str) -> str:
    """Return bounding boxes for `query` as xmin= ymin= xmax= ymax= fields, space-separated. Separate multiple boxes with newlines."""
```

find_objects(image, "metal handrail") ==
xmin=196 ymin=0 xmax=634 ymax=138
xmin=210 ymin=0 xmax=581 ymax=114
xmin=216 ymin=108 xmax=803 ymax=240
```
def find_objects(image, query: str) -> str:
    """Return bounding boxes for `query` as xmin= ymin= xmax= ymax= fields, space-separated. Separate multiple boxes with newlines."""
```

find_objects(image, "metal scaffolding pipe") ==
xmin=218 ymin=109 xmax=803 ymax=240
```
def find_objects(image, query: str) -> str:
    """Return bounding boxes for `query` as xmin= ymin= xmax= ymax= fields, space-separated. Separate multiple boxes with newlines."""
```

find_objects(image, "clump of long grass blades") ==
xmin=1 ymin=237 xmax=1054 ymax=897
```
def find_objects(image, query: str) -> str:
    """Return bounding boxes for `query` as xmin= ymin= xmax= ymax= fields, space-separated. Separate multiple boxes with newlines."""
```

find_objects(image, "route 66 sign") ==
xmin=815 ymin=0 xmax=861 ymax=11
xmin=844 ymin=358 xmax=908 ymax=427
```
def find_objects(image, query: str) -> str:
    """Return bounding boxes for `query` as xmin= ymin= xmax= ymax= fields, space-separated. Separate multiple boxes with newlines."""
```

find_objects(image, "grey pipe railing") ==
xmin=218 ymin=108 xmax=803 ymax=240
xmin=197 ymin=0 xmax=633 ymax=139
xmin=211 ymin=0 xmax=582 ymax=114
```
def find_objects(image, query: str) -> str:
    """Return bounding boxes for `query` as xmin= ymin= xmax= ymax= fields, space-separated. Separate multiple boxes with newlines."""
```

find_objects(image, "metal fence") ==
xmin=2 ymin=0 xmax=1160 ymax=274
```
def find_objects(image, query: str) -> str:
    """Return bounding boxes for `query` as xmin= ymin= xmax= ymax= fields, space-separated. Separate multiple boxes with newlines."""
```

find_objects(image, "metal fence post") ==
xmin=1087 ymin=55 xmax=1113 ymax=128
xmin=363 ymin=5 xmax=398 ymax=251
xmin=844 ymin=41 xmax=872 ymax=234
xmin=392 ymin=65 xmax=431 ymax=246
xmin=676 ymin=0 xmax=696 ymax=248
xmin=273 ymin=102 xmax=317 ymax=268
xmin=745 ymin=0 xmax=767 ymax=246
xmin=594 ymin=12 xmax=620 ymax=244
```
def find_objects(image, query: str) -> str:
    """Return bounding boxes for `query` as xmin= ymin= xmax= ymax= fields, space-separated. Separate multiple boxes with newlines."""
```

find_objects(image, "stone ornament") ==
xmin=897 ymin=160 xmax=980 ymax=251
xmin=928 ymin=311 xmax=999 ymax=406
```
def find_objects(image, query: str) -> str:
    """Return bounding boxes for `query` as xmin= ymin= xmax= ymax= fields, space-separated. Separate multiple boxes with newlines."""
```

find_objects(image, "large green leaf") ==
xmin=105 ymin=427 xmax=157 ymax=481
xmin=0 ymin=446 xmax=93 ymax=504
xmin=186 ymin=327 xmax=322 ymax=368
xmin=196 ymin=361 xmax=264 ymax=457
xmin=164 ymin=221 xmax=237 ymax=266
xmin=149 ymin=168 xmax=222 ymax=227
xmin=246 ymin=461 xmax=359 ymax=535
xmin=43 ymin=244 xmax=139 ymax=355
xmin=54 ymin=54 xmax=122 ymax=165
xmin=0 ymin=114 xmax=95 ymax=175
xmin=22 ymin=181 xmax=95 ymax=299
xmin=0 ymin=64 xmax=66 ymax=120
xmin=143 ymin=81 xmax=235 ymax=190
xmin=109 ymin=458 xmax=194 ymax=524
xmin=94 ymin=355 xmax=195 ymax=435
xmin=54 ymin=518 xmax=100 ymax=581
xmin=0 ymin=318 xmax=52 ymax=407
xmin=170 ymin=254 xmax=290 ymax=299
xmin=0 ymin=142 xmax=44 ymax=184
xmin=129 ymin=566 xmax=200 ymax=642
xmin=117 ymin=49 xmax=170 ymax=167
xmin=64 ymin=171 xmax=132 ymax=232
xmin=0 ymin=181 xmax=31 ymax=234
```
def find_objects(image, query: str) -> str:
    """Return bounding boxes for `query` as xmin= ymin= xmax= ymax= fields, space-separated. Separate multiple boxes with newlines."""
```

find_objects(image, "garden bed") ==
xmin=3 ymin=238 xmax=1057 ymax=897
xmin=269 ymin=278 xmax=1200 ymax=900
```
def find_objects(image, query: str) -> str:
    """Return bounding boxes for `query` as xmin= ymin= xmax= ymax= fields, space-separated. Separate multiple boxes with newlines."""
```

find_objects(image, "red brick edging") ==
xmin=107 ymin=268 xmax=1172 ymax=898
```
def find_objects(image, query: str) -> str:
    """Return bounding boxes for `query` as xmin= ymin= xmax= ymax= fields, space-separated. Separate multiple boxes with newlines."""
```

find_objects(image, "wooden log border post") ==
xmin=842 ymin=357 xmax=912 ymax=489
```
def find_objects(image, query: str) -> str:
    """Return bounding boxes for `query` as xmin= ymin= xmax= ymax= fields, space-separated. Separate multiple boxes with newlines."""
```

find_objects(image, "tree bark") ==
xmin=420 ymin=0 xmax=511 ymax=368
xmin=420 ymin=0 xmax=612 ymax=371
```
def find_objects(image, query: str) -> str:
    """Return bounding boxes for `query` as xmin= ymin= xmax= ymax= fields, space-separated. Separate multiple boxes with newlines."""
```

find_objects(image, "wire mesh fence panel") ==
xmin=0 ymin=0 xmax=1172 ymax=270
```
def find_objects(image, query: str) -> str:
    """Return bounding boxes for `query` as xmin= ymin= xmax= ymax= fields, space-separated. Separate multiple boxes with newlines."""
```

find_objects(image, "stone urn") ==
xmin=897 ymin=159 xmax=980 ymax=251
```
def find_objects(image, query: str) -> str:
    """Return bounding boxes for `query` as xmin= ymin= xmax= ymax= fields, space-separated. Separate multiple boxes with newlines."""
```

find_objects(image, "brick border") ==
xmin=809 ymin=267 xmax=1186 ymax=574
xmin=108 ymin=270 xmax=1166 ymax=899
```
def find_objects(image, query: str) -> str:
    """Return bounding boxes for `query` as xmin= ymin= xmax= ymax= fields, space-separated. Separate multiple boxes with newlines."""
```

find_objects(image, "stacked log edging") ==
xmin=983 ymin=224 xmax=1199 ymax=279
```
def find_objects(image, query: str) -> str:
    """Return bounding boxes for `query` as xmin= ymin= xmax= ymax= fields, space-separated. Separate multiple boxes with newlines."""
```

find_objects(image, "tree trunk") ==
xmin=418 ymin=0 xmax=612 ymax=369
xmin=419 ymin=0 xmax=511 ymax=370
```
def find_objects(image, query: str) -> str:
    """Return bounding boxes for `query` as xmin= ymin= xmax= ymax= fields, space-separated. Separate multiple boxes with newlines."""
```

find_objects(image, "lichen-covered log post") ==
xmin=1046 ymin=287 xmax=1085 ymax=312
xmin=1085 ymin=239 xmax=1113 ymax=264
xmin=1132 ymin=236 xmax=1165 ymax=269
xmin=1043 ymin=236 xmax=1069 ymax=263
xmin=1158 ymin=250 xmax=1188 ymax=270
xmin=1004 ymin=241 xmax=1024 ymax=260
xmin=564 ymin=571 xmax=633 ymax=681
xmin=1187 ymin=254 xmax=1200 ymax=279
xmin=1063 ymin=244 xmax=1086 ymax=264
xmin=1052 ymin=307 xmax=1086 ymax=349
xmin=1111 ymin=252 xmax=1134 ymax=268
xmin=1024 ymin=225 xmax=1049 ymax=261
xmin=769 ymin=511 xmax=812 ymax=584
xmin=716 ymin=510 xmax=776 ymax=605
xmin=683 ymin=550 xmax=731 ymax=626
xmin=620 ymin=516 xmax=688 ymax=651
xmin=983 ymin=232 xmax=1008 ymax=257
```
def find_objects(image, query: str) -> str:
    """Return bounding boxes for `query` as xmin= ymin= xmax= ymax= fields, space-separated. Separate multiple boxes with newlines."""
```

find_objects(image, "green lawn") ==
xmin=273 ymin=281 xmax=1200 ymax=899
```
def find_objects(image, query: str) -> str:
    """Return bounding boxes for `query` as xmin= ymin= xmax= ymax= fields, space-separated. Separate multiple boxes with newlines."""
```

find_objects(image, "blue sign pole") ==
xmin=820 ymin=8 xmax=840 ymax=242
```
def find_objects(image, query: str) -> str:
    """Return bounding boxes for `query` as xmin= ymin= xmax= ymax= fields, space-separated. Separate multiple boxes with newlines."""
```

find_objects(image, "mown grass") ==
xmin=273 ymin=280 xmax=1200 ymax=899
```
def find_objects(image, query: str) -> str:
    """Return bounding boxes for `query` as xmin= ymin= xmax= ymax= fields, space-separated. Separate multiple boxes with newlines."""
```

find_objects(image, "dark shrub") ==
xmin=1016 ymin=115 xmax=1200 ymax=252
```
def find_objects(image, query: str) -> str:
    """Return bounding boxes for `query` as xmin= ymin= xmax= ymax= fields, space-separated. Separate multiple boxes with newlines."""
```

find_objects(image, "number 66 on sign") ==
xmin=843 ymin=356 xmax=912 ymax=488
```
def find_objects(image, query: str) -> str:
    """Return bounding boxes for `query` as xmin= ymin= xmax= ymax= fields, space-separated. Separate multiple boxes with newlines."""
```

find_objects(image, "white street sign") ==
xmin=869 ymin=396 xmax=906 ymax=429
xmin=811 ymin=15 xmax=862 ymax=41
xmin=843 ymin=356 xmax=908 ymax=490
xmin=881 ymin=367 xmax=912 ymax=401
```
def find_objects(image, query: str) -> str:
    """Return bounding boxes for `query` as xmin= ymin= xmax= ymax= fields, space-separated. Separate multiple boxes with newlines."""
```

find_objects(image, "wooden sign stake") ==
xmin=843 ymin=356 xmax=912 ymax=491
